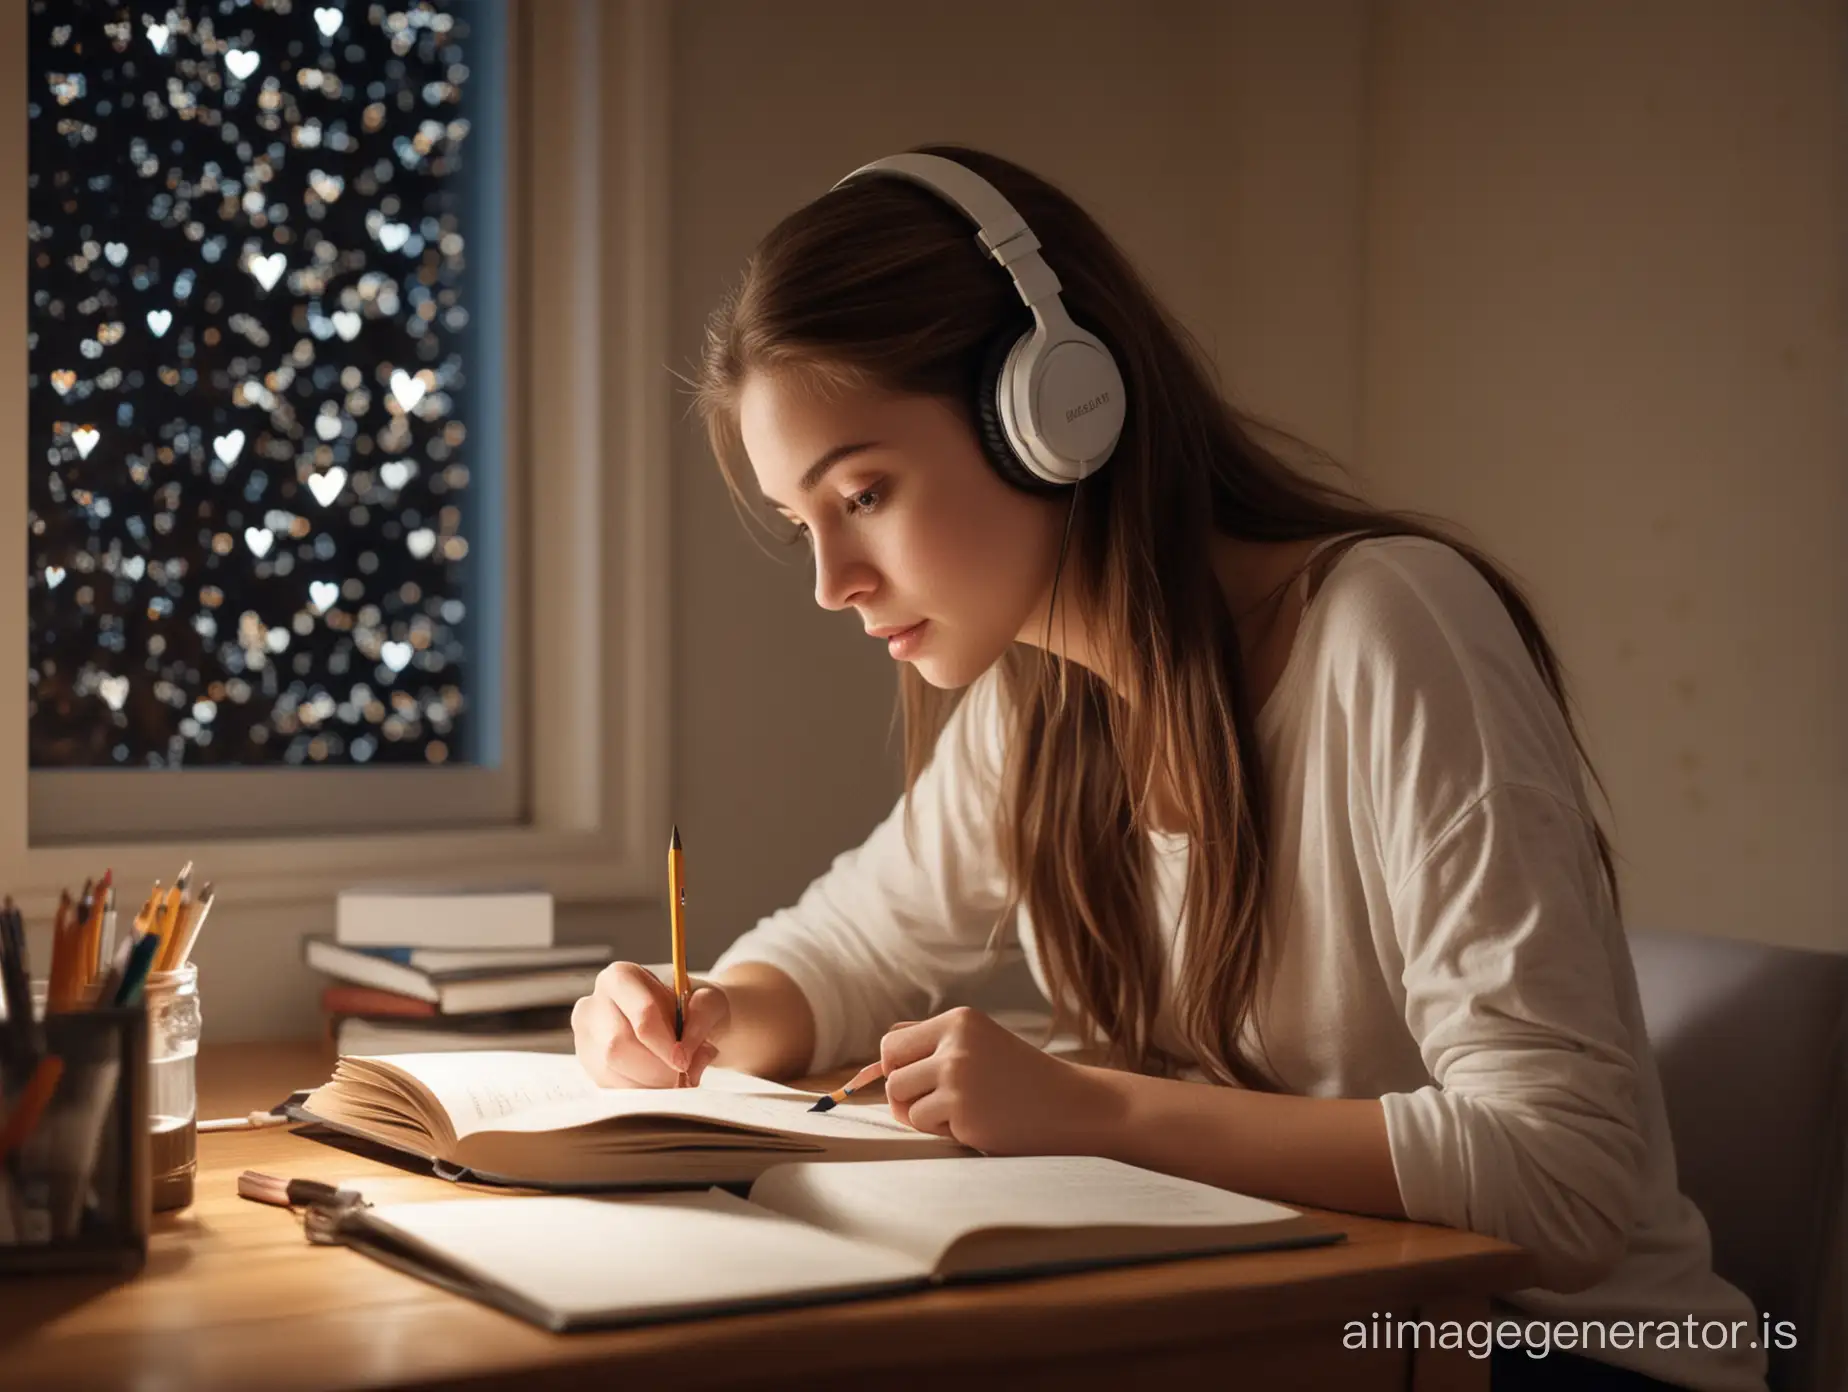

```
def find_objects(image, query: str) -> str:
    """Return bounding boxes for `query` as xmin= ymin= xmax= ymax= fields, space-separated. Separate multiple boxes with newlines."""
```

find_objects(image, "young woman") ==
xmin=572 ymin=146 xmax=1764 ymax=1392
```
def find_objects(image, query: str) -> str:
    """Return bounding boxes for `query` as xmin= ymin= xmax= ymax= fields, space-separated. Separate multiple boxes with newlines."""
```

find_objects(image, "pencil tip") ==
xmin=807 ymin=1096 xmax=836 ymax=1114
xmin=670 ymin=824 xmax=681 ymax=850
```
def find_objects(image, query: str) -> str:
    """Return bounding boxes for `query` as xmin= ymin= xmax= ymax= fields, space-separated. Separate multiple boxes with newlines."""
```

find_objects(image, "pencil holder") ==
xmin=0 ymin=1000 xmax=150 ymax=1274
xmin=143 ymin=964 xmax=200 ymax=1212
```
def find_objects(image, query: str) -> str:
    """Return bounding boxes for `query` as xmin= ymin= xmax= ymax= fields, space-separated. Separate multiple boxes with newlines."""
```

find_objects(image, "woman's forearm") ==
xmin=704 ymin=961 xmax=817 ymax=1082
xmin=1077 ymin=1065 xmax=1407 ymax=1218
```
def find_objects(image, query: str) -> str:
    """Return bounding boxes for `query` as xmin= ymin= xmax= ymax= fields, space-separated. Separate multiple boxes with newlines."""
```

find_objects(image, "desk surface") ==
xmin=1 ymin=1042 xmax=1536 ymax=1392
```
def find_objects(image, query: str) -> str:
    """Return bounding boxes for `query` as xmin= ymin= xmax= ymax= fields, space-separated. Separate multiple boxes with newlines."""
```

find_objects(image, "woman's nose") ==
xmin=811 ymin=534 xmax=875 ymax=612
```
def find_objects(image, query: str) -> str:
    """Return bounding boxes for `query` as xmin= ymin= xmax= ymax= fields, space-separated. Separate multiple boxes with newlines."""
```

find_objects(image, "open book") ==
xmin=288 ymin=1051 xmax=971 ymax=1187
xmin=317 ymin=1155 xmax=1341 ymax=1331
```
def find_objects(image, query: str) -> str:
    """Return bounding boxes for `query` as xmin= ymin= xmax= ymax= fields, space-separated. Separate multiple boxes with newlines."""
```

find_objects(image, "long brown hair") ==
xmin=693 ymin=145 xmax=1622 ymax=1089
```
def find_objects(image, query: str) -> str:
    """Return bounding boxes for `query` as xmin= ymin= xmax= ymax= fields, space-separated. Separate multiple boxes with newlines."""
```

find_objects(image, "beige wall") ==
xmin=1358 ymin=0 xmax=1846 ymax=952
xmin=116 ymin=0 xmax=1844 ymax=1038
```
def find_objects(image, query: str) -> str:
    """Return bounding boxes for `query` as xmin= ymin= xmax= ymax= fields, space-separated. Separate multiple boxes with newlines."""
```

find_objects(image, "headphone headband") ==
xmin=833 ymin=154 xmax=1064 ymax=311
xmin=829 ymin=153 xmax=1126 ymax=488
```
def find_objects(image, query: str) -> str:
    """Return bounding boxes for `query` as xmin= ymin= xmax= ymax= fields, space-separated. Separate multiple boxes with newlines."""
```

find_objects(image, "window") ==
xmin=27 ymin=0 xmax=506 ymax=777
xmin=1 ymin=1 xmax=671 ymax=903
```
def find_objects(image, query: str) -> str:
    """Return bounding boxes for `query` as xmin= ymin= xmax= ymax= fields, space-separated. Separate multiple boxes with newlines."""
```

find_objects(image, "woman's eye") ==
xmin=846 ymin=487 xmax=882 ymax=515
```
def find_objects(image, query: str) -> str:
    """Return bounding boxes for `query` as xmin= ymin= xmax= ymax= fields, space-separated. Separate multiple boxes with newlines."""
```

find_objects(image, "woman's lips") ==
xmin=883 ymin=620 xmax=928 ymax=659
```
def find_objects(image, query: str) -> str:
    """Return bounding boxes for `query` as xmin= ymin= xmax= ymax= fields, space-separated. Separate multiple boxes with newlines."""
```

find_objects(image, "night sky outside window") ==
xmin=25 ymin=0 xmax=506 ymax=771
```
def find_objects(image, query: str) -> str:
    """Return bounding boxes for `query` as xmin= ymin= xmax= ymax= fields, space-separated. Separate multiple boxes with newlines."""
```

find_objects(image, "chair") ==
xmin=1627 ymin=927 xmax=1848 ymax=1392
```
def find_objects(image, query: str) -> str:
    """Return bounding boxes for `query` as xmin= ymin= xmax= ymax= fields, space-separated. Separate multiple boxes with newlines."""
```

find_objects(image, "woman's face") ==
xmin=738 ymin=370 xmax=1069 ymax=689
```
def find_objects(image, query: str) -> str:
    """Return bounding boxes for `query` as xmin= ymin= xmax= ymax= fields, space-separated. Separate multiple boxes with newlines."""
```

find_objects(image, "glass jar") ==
xmin=144 ymin=963 xmax=201 ymax=1212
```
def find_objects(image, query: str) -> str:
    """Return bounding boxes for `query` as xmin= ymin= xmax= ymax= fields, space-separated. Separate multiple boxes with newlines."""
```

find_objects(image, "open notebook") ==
xmin=317 ymin=1155 xmax=1341 ymax=1331
xmin=287 ymin=1052 xmax=971 ymax=1187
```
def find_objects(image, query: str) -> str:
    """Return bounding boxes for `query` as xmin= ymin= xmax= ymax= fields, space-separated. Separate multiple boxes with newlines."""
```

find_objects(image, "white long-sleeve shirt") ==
xmin=713 ymin=535 xmax=1766 ymax=1392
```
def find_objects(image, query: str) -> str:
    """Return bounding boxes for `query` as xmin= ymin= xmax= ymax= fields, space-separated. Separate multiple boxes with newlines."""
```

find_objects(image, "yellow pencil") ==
xmin=47 ymin=890 xmax=73 ymax=1010
xmin=156 ymin=874 xmax=194 ymax=973
xmin=81 ymin=869 xmax=112 ymax=985
xmin=157 ymin=863 xmax=191 ymax=940
xmin=134 ymin=881 xmax=163 ymax=965
xmin=135 ymin=881 xmax=161 ymax=935
xmin=668 ymin=826 xmax=688 ymax=1087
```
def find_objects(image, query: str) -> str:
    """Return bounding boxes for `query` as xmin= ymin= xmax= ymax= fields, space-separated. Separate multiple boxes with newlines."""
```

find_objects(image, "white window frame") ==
xmin=0 ymin=0 xmax=671 ymax=912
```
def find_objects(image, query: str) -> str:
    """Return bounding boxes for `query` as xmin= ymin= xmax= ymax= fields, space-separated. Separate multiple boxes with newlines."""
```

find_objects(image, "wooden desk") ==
xmin=1 ymin=1042 xmax=1535 ymax=1391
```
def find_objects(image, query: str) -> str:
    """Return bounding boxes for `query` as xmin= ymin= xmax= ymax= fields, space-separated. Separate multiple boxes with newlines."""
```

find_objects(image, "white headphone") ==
xmin=830 ymin=153 xmax=1127 ymax=490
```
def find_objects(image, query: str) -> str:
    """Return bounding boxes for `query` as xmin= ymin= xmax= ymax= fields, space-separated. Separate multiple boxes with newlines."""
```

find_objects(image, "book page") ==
xmin=358 ymin=1190 xmax=929 ymax=1328
xmin=747 ymin=1155 xmax=1306 ymax=1272
xmin=462 ymin=1077 xmax=958 ymax=1149
xmin=342 ymin=1053 xmax=802 ymax=1139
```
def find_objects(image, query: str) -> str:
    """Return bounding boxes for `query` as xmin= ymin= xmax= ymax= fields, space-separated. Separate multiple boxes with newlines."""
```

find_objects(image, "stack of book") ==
xmin=303 ymin=890 xmax=610 ymax=1057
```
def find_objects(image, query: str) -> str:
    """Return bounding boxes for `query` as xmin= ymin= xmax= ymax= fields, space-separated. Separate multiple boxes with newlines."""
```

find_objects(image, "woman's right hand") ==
xmin=572 ymin=961 xmax=729 ymax=1088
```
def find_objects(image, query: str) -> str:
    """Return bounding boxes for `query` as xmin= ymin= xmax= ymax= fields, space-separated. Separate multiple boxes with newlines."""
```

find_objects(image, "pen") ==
xmin=112 ymin=932 xmax=162 ymax=1008
xmin=809 ymin=1059 xmax=885 ymax=1113
xmin=668 ymin=825 xmax=689 ymax=1087
xmin=87 ymin=931 xmax=137 ymax=1012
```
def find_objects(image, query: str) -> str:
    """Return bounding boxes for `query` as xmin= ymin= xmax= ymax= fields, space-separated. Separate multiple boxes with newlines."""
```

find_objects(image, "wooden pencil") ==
xmin=168 ymin=885 xmax=215 ymax=971
xmin=47 ymin=889 xmax=74 ymax=1011
xmin=668 ymin=826 xmax=688 ymax=1087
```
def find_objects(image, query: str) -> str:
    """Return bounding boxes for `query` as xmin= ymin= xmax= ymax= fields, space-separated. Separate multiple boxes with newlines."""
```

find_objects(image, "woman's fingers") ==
xmin=572 ymin=993 xmax=675 ymax=1088
xmin=679 ymin=984 xmax=731 ymax=1059
xmin=572 ymin=993 xmax=627 ymax=1086
xmin=601 ymin=962 xmax=681 ymax=1070
xmin=878 ymin=1018 xmax=937 ymax=1077
xmin=882 ymin=1054 xmax=939 ymax=1106
xmin=902 ymin=1089 xmax=958 ymax=1140
xmin=685 ymin=1041 xmax=721 ymax=1087
xmin=882 ymin=1055 xmax=941 ymax=1130
xmin=602 ymin=1031 xmax=684 ymax=1089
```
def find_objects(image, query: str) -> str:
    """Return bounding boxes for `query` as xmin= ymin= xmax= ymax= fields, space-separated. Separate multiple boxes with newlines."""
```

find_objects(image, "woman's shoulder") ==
xmin=1314 ymin=533 xmax=1517 ymax=662
xmin=1307 ymin=533 xmax=1582 ymax=792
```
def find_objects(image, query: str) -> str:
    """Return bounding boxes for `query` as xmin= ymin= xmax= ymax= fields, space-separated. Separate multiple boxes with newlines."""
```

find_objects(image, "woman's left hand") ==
xmin=878 ymin=1006 xmax=1120 ymax=1155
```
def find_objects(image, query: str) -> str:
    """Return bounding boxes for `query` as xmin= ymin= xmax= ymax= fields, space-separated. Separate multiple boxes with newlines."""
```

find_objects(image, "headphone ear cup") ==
xmin=973 ymin=331 xmax=1062 ymax=493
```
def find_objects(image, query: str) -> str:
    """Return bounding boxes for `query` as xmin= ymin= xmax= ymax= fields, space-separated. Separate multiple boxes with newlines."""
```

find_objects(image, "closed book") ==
xmin=335 ymin=889 xmax=554 ymax=949
xmin=344 ymin=943 xmax=612 ymax=973
xmin=331 ymin=1004 xmax=575 ymax=1035
xmin=304 ymin=937 xmax=605 ymax=1014
xmin=321 ymin=984 xmax=440 ymax=1019
xmin=332 ymin=1013 xmax=575 ymax=1057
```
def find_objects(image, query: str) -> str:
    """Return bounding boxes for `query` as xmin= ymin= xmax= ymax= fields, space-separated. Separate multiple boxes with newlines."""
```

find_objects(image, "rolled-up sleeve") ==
xmin=711 ymin=669 xmax=1017 ymax=1073
xmin=1380 ymin=781 xmax=1646 ymax=1292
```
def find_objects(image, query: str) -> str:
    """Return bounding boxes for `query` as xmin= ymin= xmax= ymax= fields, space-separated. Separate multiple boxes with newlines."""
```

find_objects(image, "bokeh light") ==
xmin=27 ymin=1 xmax=497 ymax=768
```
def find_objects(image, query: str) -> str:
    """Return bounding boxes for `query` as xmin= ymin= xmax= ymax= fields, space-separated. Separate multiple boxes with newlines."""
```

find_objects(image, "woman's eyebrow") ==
xmin=760 ymin=441 xmax=883 ymax=510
